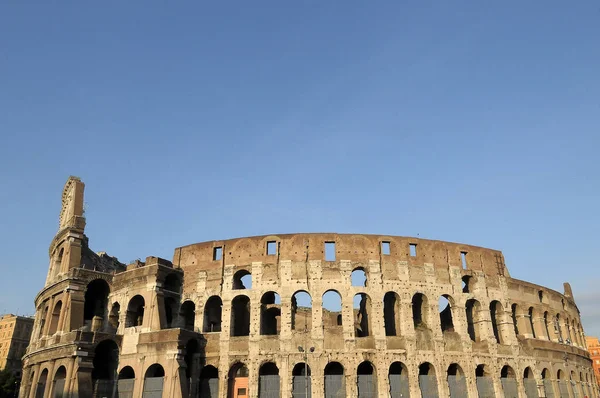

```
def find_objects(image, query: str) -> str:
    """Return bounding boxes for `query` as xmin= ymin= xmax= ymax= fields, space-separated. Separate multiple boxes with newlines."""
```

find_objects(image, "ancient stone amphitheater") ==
xmin=20 ymin=177 xmax=596 ymax=398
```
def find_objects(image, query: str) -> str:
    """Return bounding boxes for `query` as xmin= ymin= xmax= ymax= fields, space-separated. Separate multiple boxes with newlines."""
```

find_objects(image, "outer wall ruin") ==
xmin=20 ymin=177 xmax=597 ymax=397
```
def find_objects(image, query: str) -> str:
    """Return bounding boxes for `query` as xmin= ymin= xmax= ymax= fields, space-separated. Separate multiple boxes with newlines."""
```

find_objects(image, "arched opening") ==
xmin=258 ymin=362 xmax=280 ymax=397
xmin=388 ymin=362 xmax=409 ymax=397
xmin=523 ymin=367 xmax=537 ymax=398
xmin=143 ymin=364 xmax=165 ymax=398
xmin=351 ymin=268 xmax=367 ymax=287
xmin=52 ymin=366 xmax=66 ymax=398
xmin=465 ymin=299 xmax=481 ymax=342
xmin=52 ymin=248 xmax=64 ymax=278
xmin=233 ymin=270 xmax=252 ymax=290
xmin=84 ymin=279 xmax=110 ymax=332
xmin=118 ymin=367 xmax=135 ymax=398
xmin=48 ymin=300 xmax=62 ymax=335
xmin=164 ymin=273 xmax=182 ymax=293
xmin=447 ymin=364 xmax=467 ymax=398
xmin=228 ymin=363 xmax=249 ymax=398
xmin=125 ymin=295 xmax=145 ymax=328
xmin=260 ymin=292 xmax=281 ymax=335
xmin=180 ymin=300 xmax=195 ymax=331
xmin=36 ymin=368 xmax=48 ymax=398
xmin=555 ymin=314 xmax=563 ymax=342
xmin=500 ymin=365 xmax=518 ymax=397
xmin=231 ymin=295 xmax=250 ymax=336
xmin=357 ymin=361 xmax=376 ymax=397
xmin=203 ymin=296 xmax=223 ymax=332
xmin=528 ymin=307 xmax=536 ymax=338
xmin=92 ymin=339 xmax=119 ymax=397
xmin=199 ymin=365 xmax=219 ymax=398
xmin=557 ymin=369 xmax=569 ymax=397
xmin=543 ymin=311 xmax=551 ymax=340
xmin=322 ymin=290 xmax=342 ymax=330
xmin=439 ymin=295 xmax=454 ymax=333
xmin=475 ymin=365 xmax=494 ymax=398
xmin=292 ymin=363 xmax=311 ymax=398
xmin=292 ymin=291 xmax=312 ymax=332
xmin=164 ymin=296 xmax=178 ymax=329
xmin=541 ymin=369 xmax=554 ymax=398
xmin=38 ymin=305 xmax=49 ymax=338
xmin=383 ymin=292 xmax=401 ymax=336
xmin=418 ymin=362 xmax=438 ymax=398
xmin=462 ymin=275 xmax=472 ymax=293
xmin=353 ymin=293 xmax=372 ymax=337
xmin=109 ymin=303 xmax=120 ymax=332
xmin=324 ymin=362 xmax=345 ymax=398
xmin=412 ymin=293 xmax=429 ymax=328
xmin=490 ymin=300 xmax=504 ymax=344
xmin=184 ymin=339 xmax=199 ymax=396
xmin=511 ymin=304 xmax=519 ymax=336
xmin=569 ymin=371 xmax=578 ymax=398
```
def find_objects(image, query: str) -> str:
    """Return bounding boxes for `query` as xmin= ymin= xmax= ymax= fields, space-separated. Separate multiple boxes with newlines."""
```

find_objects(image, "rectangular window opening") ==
xmin=409 ymin=243 xmax=417 ymax=257
xmin=325 ymin=242 xmax=336 ymax=261
xmin=461 ymin=251 xmax=468 ymax=269
xmin=381 ymin=241 xmax=391 ymax=255
xmin=266 ymin=241 xmax=277 ymax=256
xmin=213 ymin=246 xmax=222 ymax=261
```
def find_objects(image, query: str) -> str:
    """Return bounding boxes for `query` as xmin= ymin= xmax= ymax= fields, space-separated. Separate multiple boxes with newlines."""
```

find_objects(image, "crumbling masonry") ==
xmin=20 ymin=177 xmax=597 ymax=397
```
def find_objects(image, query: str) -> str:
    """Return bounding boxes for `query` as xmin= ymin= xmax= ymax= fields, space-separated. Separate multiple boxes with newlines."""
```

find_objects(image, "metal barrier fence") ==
xmin=501 ymin=378 xmax=519 ymax=398
xmin=476 ymin=376 xmax=495 ymax=398
xmin=357 ymin=374 xmax=377 ymax=397
xmin=524 ymin=378 xmax=539 ymax=398
xmin=389 ymin=374 xmax=410 ymax=397
xmin=324 ymin=375 xmax=345 ymax=398
xmin=418 ymin=375 xmax=438 ymax=398
xmin=292 ymin=376 xmax=312 ymax=398
xmin=258 ymin=375 xmax=280 ymax=398
xmin=447 ymin=375 xmax=468 ymax=398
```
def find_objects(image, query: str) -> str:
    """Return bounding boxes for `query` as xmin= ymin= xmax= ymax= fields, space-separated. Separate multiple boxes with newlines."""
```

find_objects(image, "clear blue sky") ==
xmin=1 ymin=2 xmax=599 ymax=336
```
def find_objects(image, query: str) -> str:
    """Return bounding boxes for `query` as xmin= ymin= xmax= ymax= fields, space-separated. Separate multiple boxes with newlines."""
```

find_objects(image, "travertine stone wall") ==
xmin=19 ymin=177 xmax=597 ymax=398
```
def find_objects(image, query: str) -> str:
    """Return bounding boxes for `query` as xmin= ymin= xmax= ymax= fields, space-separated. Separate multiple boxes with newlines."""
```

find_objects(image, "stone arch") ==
xmin=324 ymin=362 xmax=345 ymax=398
xmin=541 ymin=368 xmax=554 ymax=398
xmin=500 ymin=365 xmax=518 ymax=397
xmin=118 ymin=366 xmax=135 ymax=379
xmin=357 ymin=361 xmax=377 ymax=397
xmin=292 ymin=290 xmax=312 ymax=332
xmin=52 ymin=366 xmax=67 ymax=398
xmin=258 ymin=362 xmax=280 ymax=397
xmin=353 ymin=293 xmax=372 ymax=337
xmin=38 ymin=304 xmax=49 ymax=338
xmin=383 ymin=291 xmax=401 ymax=336
xmin=439 ymin=294 xmax=455 ymax=333
xmin=48 ymin=300 xmax=62 ymax=335
xmin=51 ymin=247 xmax=64 ymax=278
xmin=388 ymin=362 xmax=409 ymax=397
xmin=84 ymin=279 xmax=110 ymax=331
xmin=199 ymin=365 xmax=219 ymax=398
xmin=36 ymin=368 xmax=49 ymax=398
xmin=203 ymin=295 xmax=222 ymax=333
xmin=461 ymin=275 xmax=472 ymax=293
xmin=528 ymin=307 xmax=536 ymax=338
xmin=511 ymin=303 xmax=520 ymax=336
xmin=475 ymin=364 xmax=494 ymax=397
xmin=418 ymin=362 xmax=438 ymax=398
xmin=351 ymin=267 xmax=367 ymax=287
xmin=465 ymin=299 xmax=482 ymax=341
xmin=144 ymin=364 xmax=165 ymax=397
xmin=490 ymin=300 xmax=505 ymax=344
xmin=164 ymin=296 xmax=179 ymax=329
xmin=292 ymin=363 xmax=312 ymax=397
xmin=322 ymin=290 xmax=343 ymax=330
xmin=125 ymin=295 xmax=145 ymax=327
xmin=231 ymin=295 xmax=250 ymax=336
xmin=543 ymin=311 xmax=551 ymax=340
xmin=233 ymin=269 xmax=252 ymax=290
xmin=108 ymin=302 xmax=120 ymax=332
xmin=260 ymin=291 xmax=281 ymax=335
xmin=228 ymin=362 xmax=249 ymax=398
xmin=523 ymin=367 xmax=537 ymax=398
xmin=92 ymin=339 xmax=119 ymax=397
xmin=180 ymin=300 xmax=195 ymax=331
xmin=556 ymin=369 xmax=569 ymax=397
xmin=412 ymin=293 xmax=430 ymax=328
xmin=447 ymin=363 xmax=467 ymax=398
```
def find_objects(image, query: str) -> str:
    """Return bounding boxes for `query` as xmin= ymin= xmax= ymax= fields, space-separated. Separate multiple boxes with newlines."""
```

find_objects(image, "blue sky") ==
xmin=1 ymin=2 xmax=599 ymax=335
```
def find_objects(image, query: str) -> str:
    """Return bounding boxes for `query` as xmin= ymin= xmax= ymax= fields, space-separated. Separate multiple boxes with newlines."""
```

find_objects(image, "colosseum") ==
xmin=20 ymin=177 xmax=596 ymax=398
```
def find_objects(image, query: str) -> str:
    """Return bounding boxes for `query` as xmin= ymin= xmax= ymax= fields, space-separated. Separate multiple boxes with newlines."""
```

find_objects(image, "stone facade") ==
xmin=19 ymin=176 xmax=597 ymax=398
xmin=0 ymin=314 xmax=34 ymax=376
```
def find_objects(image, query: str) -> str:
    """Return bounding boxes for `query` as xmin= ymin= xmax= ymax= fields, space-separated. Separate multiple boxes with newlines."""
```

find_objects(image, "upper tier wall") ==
xmin=173 ymin=233 xmax=509 ymax=277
